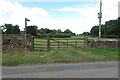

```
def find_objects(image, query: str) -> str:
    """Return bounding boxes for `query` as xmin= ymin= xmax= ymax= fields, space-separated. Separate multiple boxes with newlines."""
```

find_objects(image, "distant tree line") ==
xmin=37 ymin=28 xmax=75 ymax=38
xmin=2 ymin=17 xmax=119 ymax=38
xmin=25 ymin=26 xmax=76 ymax=38
xmin=1 ymin=24 xmax=75 ymax=38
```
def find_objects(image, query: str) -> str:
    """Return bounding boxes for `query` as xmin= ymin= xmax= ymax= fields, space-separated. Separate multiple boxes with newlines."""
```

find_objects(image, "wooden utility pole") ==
xmin=98 ymin=0 xmax=102 ymax=39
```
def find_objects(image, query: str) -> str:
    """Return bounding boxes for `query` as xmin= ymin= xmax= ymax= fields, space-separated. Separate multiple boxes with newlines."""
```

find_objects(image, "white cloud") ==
xmin=51 ymin=0 xmax=119 ymax=33
xmin=102 ymin=0 xmax=118 ymax=23
xmin=0 ymin=0 xmax=119 ymax=34
xmin=0 ymin=0 xmax=50 ymax=30
xmin=51 ymin=6 xmax=99 ymax=33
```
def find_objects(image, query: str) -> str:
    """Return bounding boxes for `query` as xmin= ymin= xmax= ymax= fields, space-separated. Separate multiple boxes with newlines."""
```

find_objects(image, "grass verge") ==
xmin=2 ymin=48 xmax=118 ymax=66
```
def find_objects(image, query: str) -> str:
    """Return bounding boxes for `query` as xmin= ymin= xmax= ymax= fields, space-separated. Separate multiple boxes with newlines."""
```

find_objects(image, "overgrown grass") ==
xmin=2 ymin=48 xmax=118 ymax=66
xmin=82 ymin=48 xmax=119 ymax=61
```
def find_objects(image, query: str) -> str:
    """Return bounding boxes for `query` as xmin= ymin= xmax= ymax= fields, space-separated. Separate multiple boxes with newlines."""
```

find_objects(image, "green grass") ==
xmin=2 ymin=48 xmax=118 ymax=66
xmin=3 ymin=36 xmax=118 ymax=66
xmin=82 ymin=48 xmax=119 ymax=61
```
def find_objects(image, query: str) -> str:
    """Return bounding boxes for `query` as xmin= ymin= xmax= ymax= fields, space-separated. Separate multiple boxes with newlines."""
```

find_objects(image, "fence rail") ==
xmin=31 ymin=37 xmax=87 ymax=51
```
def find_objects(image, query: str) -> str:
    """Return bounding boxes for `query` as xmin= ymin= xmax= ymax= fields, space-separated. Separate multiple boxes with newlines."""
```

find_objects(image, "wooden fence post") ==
xmin=84 ymin=37 xmax=88 ymax=48
xmin=31 ymin=36 xmax=34 ymax=51
xmin=47 ymin=36 xmax=50 ymax=50
xmin=67 ymin=39 xmax=68 ymax=49
xmin=76 ymin=39 xmax=77 ymax=47
xmin=58 ymin=39 xmax=59 ymax=48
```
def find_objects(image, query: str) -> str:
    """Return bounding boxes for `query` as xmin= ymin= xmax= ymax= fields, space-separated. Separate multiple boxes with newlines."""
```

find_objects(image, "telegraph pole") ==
xmin=25 ymin=18 xmax=30 ymax=52
xmin=98 ymin=0 xmax=102 ymax=39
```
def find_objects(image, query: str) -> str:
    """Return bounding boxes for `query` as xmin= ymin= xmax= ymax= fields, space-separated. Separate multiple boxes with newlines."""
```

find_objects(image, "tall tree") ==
xmin=90 ymin=17 xmax=120 ymax=38
xmin=26 ymin=25 xmax=38 ymax=36
xmin=1 ymin=24 xmax=21 ymax=34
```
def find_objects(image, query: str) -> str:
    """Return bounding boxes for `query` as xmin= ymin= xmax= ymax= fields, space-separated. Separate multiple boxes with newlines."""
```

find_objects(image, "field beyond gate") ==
xmin=33 ymin=38 xmax=85 ymax=50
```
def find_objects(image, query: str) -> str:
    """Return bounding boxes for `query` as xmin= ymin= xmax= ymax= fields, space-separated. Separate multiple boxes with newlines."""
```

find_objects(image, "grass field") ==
xmin=2 ymin=48 xmax=118 ymax=66
xmin=71 ymin=36 xmax=119 ymax=40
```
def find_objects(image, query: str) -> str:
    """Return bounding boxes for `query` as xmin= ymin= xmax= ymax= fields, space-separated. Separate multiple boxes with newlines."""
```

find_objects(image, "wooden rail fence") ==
xmin=31 ymin=37 xmax=88 ymax=51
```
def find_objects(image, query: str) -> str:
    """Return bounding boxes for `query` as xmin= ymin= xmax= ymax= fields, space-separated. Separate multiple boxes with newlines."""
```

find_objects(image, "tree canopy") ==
xmin=1 ymin=24 xmax=20 ymax=34
xmin=26 ymin=25 xmax=38 ymax=36
xmin=90 ymin=17 xmax=120 ymax=38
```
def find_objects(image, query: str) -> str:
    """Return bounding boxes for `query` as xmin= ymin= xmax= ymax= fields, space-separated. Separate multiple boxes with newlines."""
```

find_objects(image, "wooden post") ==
xmin=67 ymin=39 xmax=68 ymax=49
xmin=84 ymin=37 xmax=88 ymax=48
xmin=47 ymin=36 xmax=50 ymax=50
xmin=76 ymin=39 xmax=77 ymax=47
xmin=58 ymin=39 xmax=59 ymax=48
xmin=31 ymin=36 xmax=34 ymax=51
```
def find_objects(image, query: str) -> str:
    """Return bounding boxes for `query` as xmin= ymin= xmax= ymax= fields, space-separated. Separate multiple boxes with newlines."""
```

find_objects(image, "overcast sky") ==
xmin=0 ymin=0 xmax=119 ymax=34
